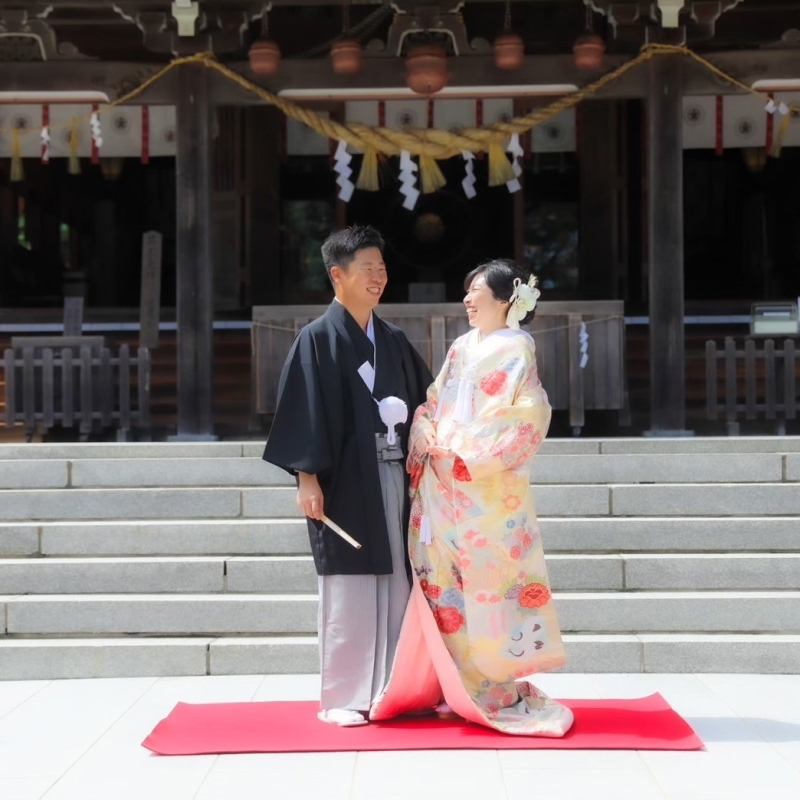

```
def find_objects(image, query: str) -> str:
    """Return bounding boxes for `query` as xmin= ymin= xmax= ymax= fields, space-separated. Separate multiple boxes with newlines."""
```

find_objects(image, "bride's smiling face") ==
xmin=464 ymin=274 xmax=509 ymax=334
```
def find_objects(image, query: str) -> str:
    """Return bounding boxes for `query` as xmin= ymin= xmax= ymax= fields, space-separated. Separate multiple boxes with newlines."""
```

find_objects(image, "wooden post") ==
xmin=646 ymin=56 xmax=690 ymax=435
xmin=174 ymin=64 xmax=215 ymax=439
xmin=139 ymin=231 xmax=163 ymax=351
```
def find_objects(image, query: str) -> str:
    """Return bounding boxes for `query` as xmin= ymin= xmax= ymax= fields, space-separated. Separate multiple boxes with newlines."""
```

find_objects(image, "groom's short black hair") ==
xmin=464 ymin=258 xmax=538 ymax=325
xmin=321 ymin=226 xmax=386 ymax=285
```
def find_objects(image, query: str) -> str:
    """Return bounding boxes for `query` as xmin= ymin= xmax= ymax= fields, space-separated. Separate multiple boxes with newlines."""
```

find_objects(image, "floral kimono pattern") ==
xmin=370 ymin=328 xmax=573 ymax=737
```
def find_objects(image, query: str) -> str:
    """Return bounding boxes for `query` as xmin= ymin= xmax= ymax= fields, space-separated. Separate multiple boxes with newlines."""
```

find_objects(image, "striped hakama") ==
xmin=317 ymin=435 xmax=411 ymax=711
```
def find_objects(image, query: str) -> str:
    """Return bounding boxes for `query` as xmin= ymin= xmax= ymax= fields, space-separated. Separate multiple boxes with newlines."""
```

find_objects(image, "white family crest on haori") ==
xmin=377 ymin=396 xmax=408 ymax=446
xmin=506 ymin=274 xmax=541 ymax=330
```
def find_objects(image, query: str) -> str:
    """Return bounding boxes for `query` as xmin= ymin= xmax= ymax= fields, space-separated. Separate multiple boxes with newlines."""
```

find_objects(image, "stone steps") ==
xmin=2 ymin=634 xmax=800 ymax=680
xmin=2 ymin=591 xmax=798 ymax=635
xmin=1 ymin=554 xmax=799 ymax=593
xmin=2 ymin=453 xmax=799 ymax=489
xmin=1 ymin=483 xmax=799 ymax=520
xmin=3 ymin=517 xmax=799 ymax=557
xmin=0 ymin=437 xmax=798 ymax=679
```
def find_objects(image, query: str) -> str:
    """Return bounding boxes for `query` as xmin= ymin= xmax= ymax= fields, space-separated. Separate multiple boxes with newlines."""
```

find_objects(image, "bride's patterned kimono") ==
xmin=370 ymin=327 xmax=574 ymax=737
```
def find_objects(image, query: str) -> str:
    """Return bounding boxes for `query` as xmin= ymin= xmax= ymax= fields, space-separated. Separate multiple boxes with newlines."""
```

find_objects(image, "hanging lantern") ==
xmin=405 ymin=45 xmax=448 ymax=96
xmin=249 ymin=6 xmax=280 ymax=75
xmin=494 ymin=32 xmax=524 ymax=71
xmin=331 ymin=39 xmax=362 ymax=75
xmin=573 ymin=33 xmax=605 ymax=71
xmin=494 ymin=2 xmax=524 ymax=71
xmin=331 ymin=1 xmax=361 ymax=75
xmin=249 ymin=39 xmax=280 ymax=75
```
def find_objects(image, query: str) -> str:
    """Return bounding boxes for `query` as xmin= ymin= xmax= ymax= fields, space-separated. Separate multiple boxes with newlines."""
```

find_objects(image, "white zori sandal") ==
xmin=317 ymin=709 xmax=369 ymax=727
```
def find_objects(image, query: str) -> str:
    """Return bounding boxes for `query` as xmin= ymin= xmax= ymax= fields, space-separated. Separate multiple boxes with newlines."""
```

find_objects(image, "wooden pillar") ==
xmin=646 ymin=56 xmax=689 ymax=434
xmin=174 ymin=64 xmax=214 ymax=439
xmin=579 ymin=101 xmax=618 ymax=299
xmin=244 ymin=106 xmax=282 ymax=306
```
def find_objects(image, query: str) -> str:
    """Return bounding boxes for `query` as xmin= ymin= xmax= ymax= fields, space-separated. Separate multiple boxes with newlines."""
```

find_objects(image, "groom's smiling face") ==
xmin=332 ymin=246 xmax=387 ymax=311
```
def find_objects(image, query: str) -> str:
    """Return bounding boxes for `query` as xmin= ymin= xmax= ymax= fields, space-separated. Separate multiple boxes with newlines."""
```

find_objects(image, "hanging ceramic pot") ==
xmin=249 ymin=39 xmax=281 ymax=75
xmin=331 ymin=38 xmax=362 ymax=75
xmin=494 ymin=32 xmax=524 ymax=71
xmin=405 ymin=44 xmax=448 ymax=96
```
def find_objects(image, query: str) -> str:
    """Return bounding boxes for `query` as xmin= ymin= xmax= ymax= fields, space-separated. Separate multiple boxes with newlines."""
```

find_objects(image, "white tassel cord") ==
xmin=333 ymin=140 xmax=355 ymax=202
xmin=461 ymin=150 xmax=477 ymax=199
xmin=579 ymin=321 xmax=589 ymax=369
xmin=398 ymin=150 xmax=420 ymax=210
xmin=506 ymin=133 xmax=523 ymax=194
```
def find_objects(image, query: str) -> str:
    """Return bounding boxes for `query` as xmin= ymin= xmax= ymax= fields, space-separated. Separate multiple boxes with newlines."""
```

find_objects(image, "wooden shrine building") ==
xmin=2 ymin=0 xmax=800 ymax=440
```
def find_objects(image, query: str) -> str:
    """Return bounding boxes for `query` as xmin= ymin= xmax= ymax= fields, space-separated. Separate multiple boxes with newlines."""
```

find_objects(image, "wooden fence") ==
xmin=253 ymin=301 xmax=628 ymax=433
xmin=1 ymin=340 xmax=151 ymax=441
xmin=705 ymin=337 xmax=798 ymax=434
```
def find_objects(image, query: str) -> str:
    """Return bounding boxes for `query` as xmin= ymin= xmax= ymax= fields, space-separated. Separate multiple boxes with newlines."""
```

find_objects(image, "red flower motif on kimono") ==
xmin=518 ymin=583 xmax=551 ymax=609
xmin=453 ymin=457 xmax=472 ymax=483
xmin=420 ymin=579 xmax=429 ymax=592
xmin=434 ymin=606 xmax=465 ymax=634
xmin=503 ymin=495 xmax=522 ymax=511
xmin=409 ymin=466 xmax=423 ymax=490
xmin=480 ymin=370 xmax=508 ymax=396
xmin=531 ymin=430 xmax=542 ymax=448
xmin=427 ymin=584 xmax=442 ymax=600
xmin=509 ymin=545 xmax=522 ymax=560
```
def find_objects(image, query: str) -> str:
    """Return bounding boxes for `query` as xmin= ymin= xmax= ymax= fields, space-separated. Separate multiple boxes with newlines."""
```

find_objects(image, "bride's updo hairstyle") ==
xmin=464 ymin=259 xmax=538 ymax=326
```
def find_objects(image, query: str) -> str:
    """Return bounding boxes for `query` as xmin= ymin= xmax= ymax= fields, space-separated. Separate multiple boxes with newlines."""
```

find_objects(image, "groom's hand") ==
xmin=297 ymin=472 xmax=324 ymax=520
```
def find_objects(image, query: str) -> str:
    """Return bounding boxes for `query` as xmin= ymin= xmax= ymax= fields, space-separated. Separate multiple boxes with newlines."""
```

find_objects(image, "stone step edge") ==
xmin=3 ymin=514 xmax=800 ymax=526
xmin=2 ymin=634 xmax=799 ymax=679
xmin=3 ymin=590 xmax=800 ymax=601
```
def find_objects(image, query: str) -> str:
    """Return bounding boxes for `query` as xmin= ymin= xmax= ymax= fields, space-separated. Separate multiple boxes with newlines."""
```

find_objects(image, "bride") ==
xmin=371 ymin=258 xmax=574 ymax=737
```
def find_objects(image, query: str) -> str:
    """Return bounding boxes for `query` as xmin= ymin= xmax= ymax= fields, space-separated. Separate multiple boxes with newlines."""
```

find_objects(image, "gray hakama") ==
xmin=317 ymin=436 xmax=410 ymax=711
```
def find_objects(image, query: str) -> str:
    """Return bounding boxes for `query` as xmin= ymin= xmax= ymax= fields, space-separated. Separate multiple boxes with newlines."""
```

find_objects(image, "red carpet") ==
xmin=142 ymin=693 xmax=703 ymax=755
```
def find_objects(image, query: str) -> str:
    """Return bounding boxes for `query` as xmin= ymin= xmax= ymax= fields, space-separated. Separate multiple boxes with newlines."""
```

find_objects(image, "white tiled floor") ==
xmin=1 ymin=673 xmax=799 ymax=800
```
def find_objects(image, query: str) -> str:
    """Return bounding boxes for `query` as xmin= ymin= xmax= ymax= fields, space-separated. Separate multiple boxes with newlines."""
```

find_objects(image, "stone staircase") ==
xmin=0 ymin=438 xmax=799 ymax=680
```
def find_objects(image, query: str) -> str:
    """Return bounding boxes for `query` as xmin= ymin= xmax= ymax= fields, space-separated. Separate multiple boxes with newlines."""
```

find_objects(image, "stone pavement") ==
xmin=1 ymin=672 xmax=799 ymax=800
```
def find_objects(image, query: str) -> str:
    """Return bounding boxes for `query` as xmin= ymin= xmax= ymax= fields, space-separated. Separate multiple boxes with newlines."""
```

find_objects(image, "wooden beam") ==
xmin=646 ymin=54 xmax=689 ymax=435
xmin=174 ymin=63 xmax=215 ymax=439
xmin=4 ymin=48 xmax=800 ymax=103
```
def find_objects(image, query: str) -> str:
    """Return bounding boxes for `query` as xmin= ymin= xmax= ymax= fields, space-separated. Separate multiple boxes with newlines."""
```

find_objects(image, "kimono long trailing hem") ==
xmin=371 ymin=327 xmax=574 ymax=737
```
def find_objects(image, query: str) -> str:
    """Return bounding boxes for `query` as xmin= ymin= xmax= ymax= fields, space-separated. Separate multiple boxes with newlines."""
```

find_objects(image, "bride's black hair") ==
xmin=464 ymin=259 xmax=538 ymax=326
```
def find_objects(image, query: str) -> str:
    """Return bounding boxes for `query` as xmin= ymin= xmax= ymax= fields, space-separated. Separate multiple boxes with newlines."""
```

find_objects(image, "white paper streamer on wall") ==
xmin=398 ymin=150 xmax=420 ymax=210
xmin=461 ymin=150 xmax=477 ymax=199
xmin=40 ymin=126 xmax=50 ymax=163
xmin=333 ymin=139 xmax=355 ymax=202
xmin=90 ymin=110 xmax=103 ymax=149
xmin=579 ymin=321 xmax=589 ymax=369
xmin=506 ymin=133 xmax=523 ymax=194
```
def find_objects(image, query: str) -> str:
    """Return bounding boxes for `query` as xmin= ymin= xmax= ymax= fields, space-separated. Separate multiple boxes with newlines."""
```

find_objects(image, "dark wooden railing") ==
xmin=705 ymin=337 xmax=798 ymax=434
xmin=1 ymin=340 xmax=151 ymax=441
xmin=253 ymin=301 xmax=629 ymax=434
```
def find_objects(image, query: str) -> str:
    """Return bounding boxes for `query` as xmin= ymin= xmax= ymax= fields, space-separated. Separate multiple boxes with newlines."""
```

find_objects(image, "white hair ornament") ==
xmin=506 ymin=274 xmax=541 ymax=330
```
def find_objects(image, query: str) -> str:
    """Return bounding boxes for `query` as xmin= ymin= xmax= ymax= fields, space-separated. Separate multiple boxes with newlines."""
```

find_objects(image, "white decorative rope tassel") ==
xmin=579 ymin=321 xmax=589 ymax=369
xmin=333 ymin=140 xmax=355 ymax=202
xmin=90 ymin=111 xmax=103 ymax=150
xmin=399 ymin=150 xmax=420 ymax=210
xmin=506 ymin=133 xmax=523 ymax=194
xmin=461 ymin=150 xmax=477 ymax=199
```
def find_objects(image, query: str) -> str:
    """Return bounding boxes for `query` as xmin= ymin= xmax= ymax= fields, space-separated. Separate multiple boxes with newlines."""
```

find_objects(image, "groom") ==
xmin=263 ymin=225 xmax=432 ymax=727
